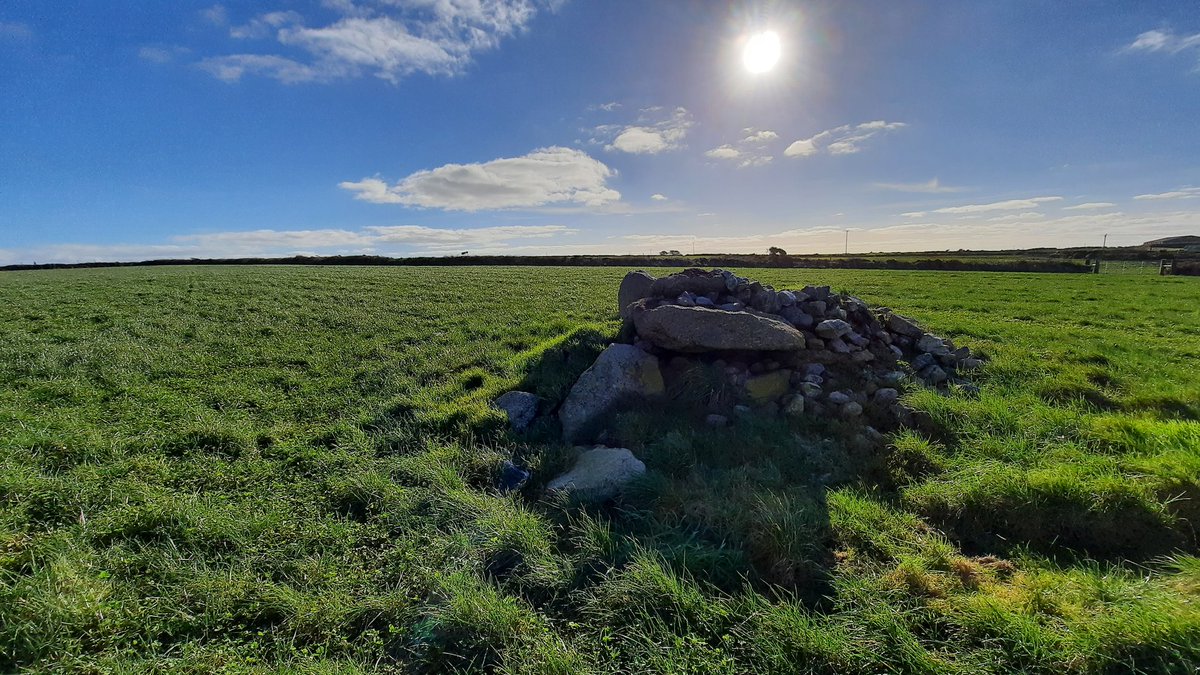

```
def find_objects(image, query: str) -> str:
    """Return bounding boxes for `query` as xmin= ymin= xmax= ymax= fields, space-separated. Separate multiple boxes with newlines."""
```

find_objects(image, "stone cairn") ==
xmin=494 ymin=268 xmax=982 ymax=500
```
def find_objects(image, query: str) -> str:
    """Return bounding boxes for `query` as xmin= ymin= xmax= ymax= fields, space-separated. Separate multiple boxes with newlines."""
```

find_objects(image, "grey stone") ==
xmin=650 ymin=269 xmax=727 ymax=299
xmin=827 ymin=391 xmax=851 ymax=405
xmin=546 ymin=446 xmax=646 ymax=501
xmin=847 ymin=332 xmax=869 ymax=347
xmin=618 ymin=270 xmax=656 ymax=319
xmin=559 ymin=344 xmax=665 ymax=442
xmin=827 ymin=337 xmax=852 ymax=354
xmin=494 ymin=391 xmax=538 ymax=431
xmin=920 ymin=364 xmax=948 ymax=384
xmin=889 ymin=344 xmax=904 ymax=359
xmin=885 ymin=313 xmax=925 ymax=338
xmin=917 ymin=333 xmax=948 ymax=354
xmin=705 ymin=413 xmax=729 ymax=427
xmin=784 ymin=396 xmax=805 ymax=417
xmin=718 ymin=302 xmax=744 ymax=311
xmin=802 ymin=285 xmax=832 ymax=301
xmin=805 ymin=300 xmax=827 ymax=317
xmin=842 ymin=401 xmax=864 ymax=417
xmin=804 ymin=363 xmax=826 ymax=376
xmin=850 ymin=350 xmax=875 ymax=363
xmin=632 ymin=304 xmax=806 ymax=353
xmin=694 ymin=296 xmax=715 ymax=307
xmin=800 ymin=382 xmax=823 ymax=398
xmin=778 ymin=290 xmax=796 ymax=307
xmin=960 ymin=358 xmax=983 ymax=370
xmin=676 ymin=293 xmax=696 ymax=307
xmin=911 ymin=353 xmax=935 ymax=371
xmin=874 ymin=387 xmax=900 ymax=404
xmin=803 ymin=373 xmax=824 ymax=384
xmin=815 ymin=319 xmax=853 ymax=339
xmin=780 ymin=306 xmax=814 ymax=328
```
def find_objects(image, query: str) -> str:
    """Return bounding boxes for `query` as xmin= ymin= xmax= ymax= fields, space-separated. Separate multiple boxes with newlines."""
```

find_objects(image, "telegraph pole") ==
xmin=844 ymin=229 xmax=849 ymax=255
xmin=1102 ymin=233 xmax=1107 ymax=248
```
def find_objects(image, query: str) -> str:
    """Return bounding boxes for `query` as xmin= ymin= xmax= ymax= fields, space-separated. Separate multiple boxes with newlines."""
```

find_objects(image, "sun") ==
xmin=742 ymin=31 xmax=781 ymax=74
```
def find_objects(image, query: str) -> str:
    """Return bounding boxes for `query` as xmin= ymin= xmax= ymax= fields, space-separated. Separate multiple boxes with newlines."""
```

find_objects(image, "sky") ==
xmin=2 ymin=0 xmax=1200 ymax=264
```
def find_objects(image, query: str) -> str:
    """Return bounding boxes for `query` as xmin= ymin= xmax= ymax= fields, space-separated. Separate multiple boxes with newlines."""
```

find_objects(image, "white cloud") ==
xmin=199 ymin=54 xmax=321 ymax=84
xmin=590 ymin=101 xmax=621 ymax=111
xmin=0 ymin=224 xmax=579 ymax=265
xmin=931 ymin=196 xmax=1062 ymax=214
xmin=874 ymin=178 xmax=965 ymax=193
xmin=986 ymin=211 xmax=1045 ymax=222
xmin=139 ymin=45 xmax=191 ymax=63
xmin=339 ymin=146 xmax=620 ymax=211
xmin=705 ymin=127 xmax=778 ymax=168
xmin=1125 ymin=28 xmax=1200 ymax=72
xmin=785 ymin=120 xmax=906 ymax=158
xmin=200 ymin=0 xmax=556 ymax=84
xmin=229 ymin=11 xmax=303 ymax=39
xmin=603 ymin=107 xmax=693 ymax=154
xmin=1133 ymin=187 xmax=1200 ymax=201
xmin=742 ymin=128 xmax=778 ymax=144
xmin=705 ymin=144 xmax=741 ymax=160
xmin=201 ymin=4 xmax=229 ymax=26
xmin=1061 ymin=202 xmax=1117 ymax=211
xmin=900 ymin=211 xmax=926 ymax=218
xmin=650 ymin=193 xmax=668 ymax=201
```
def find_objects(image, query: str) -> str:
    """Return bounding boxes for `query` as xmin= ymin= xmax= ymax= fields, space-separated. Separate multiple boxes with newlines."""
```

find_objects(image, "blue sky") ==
xmin=2 ymin=1 xmax=1199 ymax=264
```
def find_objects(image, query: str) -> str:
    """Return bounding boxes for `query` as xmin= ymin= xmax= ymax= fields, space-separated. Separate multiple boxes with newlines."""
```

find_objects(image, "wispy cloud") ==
xmin=873 ymin=178 xmax=965 ymax=193
xmin=339 ymin=146 xmax=620 ymax=211
xmin=198 ymin=0 xmax=557 ymax=84
xmin=650 ymin=193 xmax=668 ymax=201
xmin=0 ymin=224 xmax=578 ymax=265
xmin=784 ymin=121 xmax=906 ymax=158
xmin=704 ymin=127 xmax=778 ymax=168
xmin=1133 ymin=187 xmax=1200 ymax=201
xmin=1124 ymin=28 xmax=1200 ymax=72
xmin=931 ymin=196 xmax=1062 ymax=214
xmin=601 ymin=107 xmax=694 ymax=154
xmin=1061 ymin=201 xmax=1117 ymax=211
xmin=139 ymin=45 xmax=191 ymax=64
xmin=0 ymin=21 xmax=33 ymax=42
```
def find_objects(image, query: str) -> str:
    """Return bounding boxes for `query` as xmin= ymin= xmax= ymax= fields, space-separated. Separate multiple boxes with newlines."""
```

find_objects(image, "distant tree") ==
xmin=461 ymin=251 xmax=469 ymax=256
xmin=768 ymin=246 xmax=788 ymax=256
xmin=659 ymin=250 xmax=669 ymax=256
xmin=668 ymin=249 xmax=683 ymax=256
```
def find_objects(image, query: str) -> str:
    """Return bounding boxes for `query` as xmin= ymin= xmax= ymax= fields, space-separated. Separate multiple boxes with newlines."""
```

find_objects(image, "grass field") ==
xmin=1 ymin=265 xmax=1199 ymax=673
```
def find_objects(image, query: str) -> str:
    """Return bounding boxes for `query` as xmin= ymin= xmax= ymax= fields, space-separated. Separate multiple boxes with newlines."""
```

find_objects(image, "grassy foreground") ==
xmin=1 ymin=265 xmax=1198 ymax=674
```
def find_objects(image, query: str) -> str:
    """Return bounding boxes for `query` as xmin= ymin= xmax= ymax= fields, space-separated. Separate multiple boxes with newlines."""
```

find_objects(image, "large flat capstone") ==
xmin=632 ymin=304 xmax=806 ymax=353
xmin=558 ymin=344 xmax=664 ymax=442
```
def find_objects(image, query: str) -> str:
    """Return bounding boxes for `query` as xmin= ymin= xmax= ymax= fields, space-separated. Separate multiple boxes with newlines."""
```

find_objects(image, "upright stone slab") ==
xmin=558 ymin=344 xmax=664 ymax=442
xmin=618 ymin=270 xmax=655 ymax=319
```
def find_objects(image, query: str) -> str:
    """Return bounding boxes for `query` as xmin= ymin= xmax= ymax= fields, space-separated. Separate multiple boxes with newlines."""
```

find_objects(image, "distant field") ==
xmin=2 ymin=265 xmax=1199 ymax=673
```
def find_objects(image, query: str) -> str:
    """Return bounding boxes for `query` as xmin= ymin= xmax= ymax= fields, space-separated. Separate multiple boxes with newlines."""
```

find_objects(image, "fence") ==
xmin=1096 ymin=259 xmax=1161 ymax=275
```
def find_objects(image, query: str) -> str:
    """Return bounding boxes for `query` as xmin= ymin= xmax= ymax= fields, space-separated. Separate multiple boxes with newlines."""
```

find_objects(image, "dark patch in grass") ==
xmin=1125 ymin=395 xmax=1199 ymax=421
xmin=1037 ymin=381 xmax=1118 ymax=410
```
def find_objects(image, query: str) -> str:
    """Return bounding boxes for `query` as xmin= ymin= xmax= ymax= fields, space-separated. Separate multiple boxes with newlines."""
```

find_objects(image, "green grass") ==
xmin=1 ymin=265 xmax=1198 ymax=673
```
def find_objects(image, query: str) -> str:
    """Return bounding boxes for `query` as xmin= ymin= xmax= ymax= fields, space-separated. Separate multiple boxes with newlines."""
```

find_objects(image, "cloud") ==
xmin=650 ymin=193 xmax=667 ymax=201
xmin=199 ymin=0 xmax=556 ymax=84
xmin=0 ymin=21 xmax=33 ymax=42
xmin=705 ymin=127 xmax=778 ymax=168
xmin=199 ymin=54 xmax=321 ymax=84
xmin=1061 ymin=202 xmax=1117 ymax=211
xmin=785 ymin=121 xmax=906 ymax=158
xmin=229 ymin=11 xmax=304 ymax=39
xmin=1125 ymin=28 xmax=1200 ymax=72
xmin=139 ymin=45 xmax=191 ymax=63
xmin=0 ymin=224 xmax=579 ymax=265
xmin=931 ymin=196 xmax=1062 ymax=214
xmin=741 ymin=128 xmax=778 ymax=143
xmin=339 ymin=146 xmax=620 ymax=211
xmin=1133 ymin=187 xmax=1200 ymax=201
xmin=873 ymin=178 xmax=965 ymax=193
xmin=201 ymin=4 xmax=229 ymax=26
xmin=589 ymin=101 xmax=621 ymax=111
xmin=603 ymin=107 xmax=693 ymax=154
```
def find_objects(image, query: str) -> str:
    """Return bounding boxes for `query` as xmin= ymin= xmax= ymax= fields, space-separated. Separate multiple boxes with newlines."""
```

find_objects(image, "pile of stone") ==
xmin=494 ymin=268 xmax=983 ymax=500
